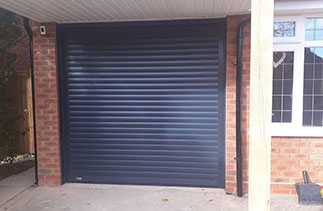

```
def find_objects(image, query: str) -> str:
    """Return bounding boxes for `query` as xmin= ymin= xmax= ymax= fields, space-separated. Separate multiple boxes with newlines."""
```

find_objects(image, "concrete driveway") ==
xmin=0 ymin=170 xmax=322 ymax=211
xmin=0 ymin=184 xmax=247 ymax=211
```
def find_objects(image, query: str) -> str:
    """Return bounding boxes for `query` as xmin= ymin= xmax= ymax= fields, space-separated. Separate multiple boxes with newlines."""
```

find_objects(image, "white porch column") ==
xmin=249 ymin=0 xmax=274 ymax=210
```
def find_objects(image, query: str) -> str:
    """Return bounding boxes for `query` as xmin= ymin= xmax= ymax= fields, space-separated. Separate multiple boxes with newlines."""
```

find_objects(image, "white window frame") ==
xmin=272 ymin=15 xmax=323 ymax=137
xmin=273 ymin=16 xmax=302 ymax=44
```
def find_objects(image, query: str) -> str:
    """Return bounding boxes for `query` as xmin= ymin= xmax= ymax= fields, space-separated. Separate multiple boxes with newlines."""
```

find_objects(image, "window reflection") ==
xmin=274 ymin=22 xmax=295 ymax=37
xmin=272 ymin=52 xmax=294 ymax=123
xmin=303 ymin=47 xmax=323 ymax=126
xmin=305 ymin=18 xmax=323 ymax=41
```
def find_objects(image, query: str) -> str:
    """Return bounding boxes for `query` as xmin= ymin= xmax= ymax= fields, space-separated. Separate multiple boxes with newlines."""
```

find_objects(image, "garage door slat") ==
xmin=71 ymin=160 xmax=218 ymax=169
xmin=69 ymin=133 xmax=218 ymax=140
xmin=69 ymin=138 xmax=218 ymax=145
xmin=70 ymin=154 xmax=219 ymax=163
xmin=69 ymin=116 xmax=217 ymax=122
xmin=72 ymin=170 xmax=218 ymax=180
xmin=68 ymin=88 xmax=219 ymax=94
xmin=71 ymin=165 xmax=218 ymax=175
xmin=67 ymin=54 xmax=219 ymax=62
xmin=67 ymin=65 xmax=219 ymax=71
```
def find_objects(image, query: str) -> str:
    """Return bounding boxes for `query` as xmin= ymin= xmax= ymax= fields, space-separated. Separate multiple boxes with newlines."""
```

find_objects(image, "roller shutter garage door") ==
xmin=59 ymin=19 xmax=226 ymax=188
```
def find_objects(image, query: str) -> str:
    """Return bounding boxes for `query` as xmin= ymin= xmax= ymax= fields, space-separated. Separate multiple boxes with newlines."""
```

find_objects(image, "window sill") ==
xmin=272 ymin=124 xmax=323 ymax=137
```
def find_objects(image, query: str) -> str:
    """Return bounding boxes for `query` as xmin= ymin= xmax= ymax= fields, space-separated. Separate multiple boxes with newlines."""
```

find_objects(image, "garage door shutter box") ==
xmin=58 ymin=19 xmax=226 ymax=188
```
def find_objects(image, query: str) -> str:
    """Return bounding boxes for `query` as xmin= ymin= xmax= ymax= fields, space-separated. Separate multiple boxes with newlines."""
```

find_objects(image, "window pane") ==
xmin=272 ymin=111 xmax=281 ymax=122
xmin=272 ymin=96 xmax=282 ymax=110
xmin=284 ymin=65 xmax=293 ymax=79
xmin=273 ymin=65 xmax=282 ymax=79
xmin=306 ymin=18 xmax=315 ymax=29
xmin=314 ymin=96 xmax=323 ymax=111
xmin=315 ymin=66 xmax=323 ymax=79
xmin=304 ymin=48 xmax=315 ymax=63
xmin=304 ymin=64 xmax=314 ymax=79
xmin=283 ymin=80 xmax=293 ymax=94
xmin=315 ymin=30 xmax=323 ymax=41
xmin=303 ymin=111 xmax=312 ymax=126
xmin=305 ymin=30 xmax=315 ymax=41
xmin=314 ymin=80 xmax=323 ymax=94
xmin=304 ymin=80 xmax=313 ymax=94
xmin=282 ymin=112 xmax=292 ymax=122
xmin=303 ymin=96 xmax=312 ymax=110
xmin=273 ymin=81 xmax=282 ymax=94
xmin=272 ymin=51 xmax=294 ymax=123
xmin=314 ymin=48 xmax=323 ymax=63
xmin=274 ymin=22 xmax=295 ymax=37
xmin=313 ymin=111 xmax=323 ymax=126
xmin=283 ymin=96 xmax=292 ymax=110
xmin=316 ymin=18 xmax=323 ymax=29
xmin=284 ymin=52 xmax=294 ymax=63
xmin=303 ymin=47 xmax=323 ymax=126
xmin=306 ymin=17 xmax=323 ymax=40
xmin=313 ymin=96 xmax=323 ymax=110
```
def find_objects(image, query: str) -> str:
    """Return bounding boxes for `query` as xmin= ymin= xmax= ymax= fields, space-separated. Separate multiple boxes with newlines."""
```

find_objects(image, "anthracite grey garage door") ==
xmin=58 ymin=19 xmax=226 ymax=188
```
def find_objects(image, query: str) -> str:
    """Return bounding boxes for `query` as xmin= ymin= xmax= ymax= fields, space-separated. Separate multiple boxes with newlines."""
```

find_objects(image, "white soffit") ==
xmin=275 ymin=0 xmax=323 ymax=15
xmin=0 ymin=0 xmax=250 ymax=23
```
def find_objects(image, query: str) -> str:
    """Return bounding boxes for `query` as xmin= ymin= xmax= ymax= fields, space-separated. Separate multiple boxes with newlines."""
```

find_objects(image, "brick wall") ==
xmin=271 ymin=137 xmax=323 ymax=194
xmin=225 ymin=15 xmax=251 ymax=194
xmin=31 ymin=21 xmax=61 ymax=186
xmin=226 ymin=15 xmax=323 ymax=195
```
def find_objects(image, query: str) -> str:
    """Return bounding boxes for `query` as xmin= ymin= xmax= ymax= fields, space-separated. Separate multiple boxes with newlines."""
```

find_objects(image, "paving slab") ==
xmin=0 ymin=168 xmax=34 ymax=206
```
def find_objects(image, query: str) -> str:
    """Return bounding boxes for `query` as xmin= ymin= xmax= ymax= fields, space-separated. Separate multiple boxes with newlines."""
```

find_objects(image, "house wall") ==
xmin=226 ymin=15 xmax=323 ymax=195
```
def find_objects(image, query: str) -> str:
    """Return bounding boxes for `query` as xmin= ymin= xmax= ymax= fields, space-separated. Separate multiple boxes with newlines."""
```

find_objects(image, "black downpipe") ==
xmin=23 ymin=18 xmax=38 ymax=185
xmin=236 ymin=18 xmax=251 ymax=197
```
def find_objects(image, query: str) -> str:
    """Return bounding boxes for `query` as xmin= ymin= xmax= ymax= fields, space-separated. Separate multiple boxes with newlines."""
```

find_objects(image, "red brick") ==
xmin=272 ymin=189 xmax=290 ymax=194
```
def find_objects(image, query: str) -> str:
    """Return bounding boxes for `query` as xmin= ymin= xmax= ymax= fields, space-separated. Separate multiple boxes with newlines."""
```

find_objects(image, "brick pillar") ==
xmin=31 ymin=21 xmax=61 ymax=186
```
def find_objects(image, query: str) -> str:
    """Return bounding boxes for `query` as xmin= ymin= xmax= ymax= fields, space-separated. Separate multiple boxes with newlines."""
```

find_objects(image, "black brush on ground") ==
xmin=294 ymin=171 xmax=323 ymax=205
